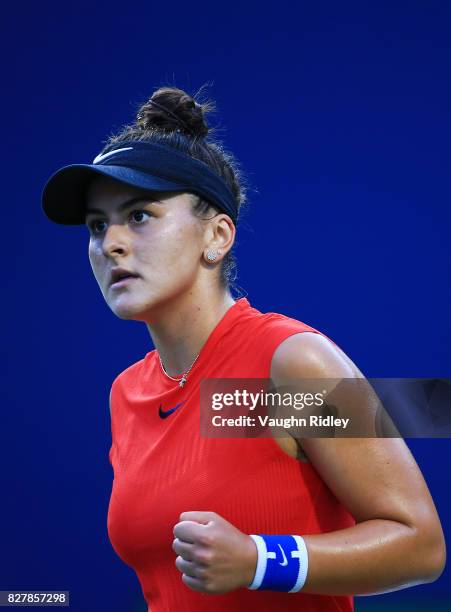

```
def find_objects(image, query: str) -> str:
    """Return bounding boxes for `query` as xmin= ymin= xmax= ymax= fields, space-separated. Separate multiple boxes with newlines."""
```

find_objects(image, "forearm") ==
xmin=173 ymin=511 xmax=445 ymax=596
xmin=298 ymin=519 xmax=445 ymax=595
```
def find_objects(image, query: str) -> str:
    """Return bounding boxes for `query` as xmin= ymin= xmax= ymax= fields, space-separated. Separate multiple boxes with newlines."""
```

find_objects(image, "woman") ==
xmin=42 ymin=87 xmax=446 ymax=611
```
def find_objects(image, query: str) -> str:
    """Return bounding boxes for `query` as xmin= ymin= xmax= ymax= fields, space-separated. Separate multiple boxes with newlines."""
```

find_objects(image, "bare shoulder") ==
xmin=270 ymin=331 xmax=362 ymax=380
xmin=270 ymin=331 xmax=380 ymax=441
xmin=269 ymin=332 xmax=365 ymax=461
xmin=269 ymin=331 xmax=384 ymax=456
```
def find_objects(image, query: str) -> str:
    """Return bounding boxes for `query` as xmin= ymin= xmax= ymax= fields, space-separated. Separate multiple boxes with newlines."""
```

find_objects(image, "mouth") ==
xmin=110 ymin=275 xmax=139 ymax=289
xmin=109 ymin=268 xmax=140 ymax=288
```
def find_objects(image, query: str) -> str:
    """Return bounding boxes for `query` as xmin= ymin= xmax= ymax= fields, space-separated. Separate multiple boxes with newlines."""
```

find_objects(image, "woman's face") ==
xmin=86 ymin=176 xmax=207 ymax=322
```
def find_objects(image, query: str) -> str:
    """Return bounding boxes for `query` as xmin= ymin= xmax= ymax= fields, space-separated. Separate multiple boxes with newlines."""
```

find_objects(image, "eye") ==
xmin=87 ymin=219 xmax=107 ymax=235
xmin=129 ymin=210 xmax=152 ymax=224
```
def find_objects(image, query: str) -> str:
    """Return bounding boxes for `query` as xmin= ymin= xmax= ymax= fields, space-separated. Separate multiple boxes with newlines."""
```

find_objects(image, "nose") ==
xmin=102 ymin=222 xmax=130 ymax=258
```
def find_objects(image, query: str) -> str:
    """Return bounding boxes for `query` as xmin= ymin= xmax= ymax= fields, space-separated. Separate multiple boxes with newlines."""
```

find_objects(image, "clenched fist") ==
xmin=173 ymin=511 xmax=257 ymax=594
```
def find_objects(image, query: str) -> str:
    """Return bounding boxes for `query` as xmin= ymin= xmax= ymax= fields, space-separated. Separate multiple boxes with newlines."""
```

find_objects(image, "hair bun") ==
xmin=136 ymin=87 xmax=211 ymax=139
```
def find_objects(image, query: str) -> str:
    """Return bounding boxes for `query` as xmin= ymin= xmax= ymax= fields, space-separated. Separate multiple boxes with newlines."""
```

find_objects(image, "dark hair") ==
xmin=100 ymin=86 xmax=247 ymax=290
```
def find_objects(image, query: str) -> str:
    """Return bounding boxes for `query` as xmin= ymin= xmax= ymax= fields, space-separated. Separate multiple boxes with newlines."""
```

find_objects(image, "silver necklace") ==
xmin=158 ymin=352 xmax=200 ymax=387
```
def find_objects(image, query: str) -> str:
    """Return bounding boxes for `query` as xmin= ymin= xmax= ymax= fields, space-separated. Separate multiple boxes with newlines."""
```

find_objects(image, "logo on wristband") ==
xmin=276 ymin=544 xmax=288 ymax=566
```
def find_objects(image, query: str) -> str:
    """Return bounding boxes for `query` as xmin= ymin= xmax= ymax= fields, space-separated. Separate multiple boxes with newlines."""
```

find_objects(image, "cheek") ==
xmin=88 ymin=241 xmax=103 ymax=279
xmin=173 ymin=217 xmax=204 ymax=256
xmin=138 ymin=220 xmax=201 ymax=269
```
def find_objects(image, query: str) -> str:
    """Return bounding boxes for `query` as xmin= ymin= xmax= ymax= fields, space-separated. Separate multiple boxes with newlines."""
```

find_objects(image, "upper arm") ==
xmin=269 ymin=333 xmax=443 ymax=534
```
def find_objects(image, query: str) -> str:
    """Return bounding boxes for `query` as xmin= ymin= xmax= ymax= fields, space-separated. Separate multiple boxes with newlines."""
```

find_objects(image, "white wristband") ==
xmin=289 ymin=535 xmax=309 ymax=592
xmin=248 ymin=535 xmax=267 ymax=589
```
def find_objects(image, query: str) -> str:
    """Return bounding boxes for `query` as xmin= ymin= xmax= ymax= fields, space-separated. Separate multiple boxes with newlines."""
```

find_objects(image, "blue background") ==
xmin=3 ymin=1 xmax=450 ymax=610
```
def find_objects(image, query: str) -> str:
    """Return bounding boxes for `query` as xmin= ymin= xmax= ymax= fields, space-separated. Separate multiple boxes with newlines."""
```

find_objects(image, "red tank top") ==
xmin=108 ymin=298 xmax=355 ymax=611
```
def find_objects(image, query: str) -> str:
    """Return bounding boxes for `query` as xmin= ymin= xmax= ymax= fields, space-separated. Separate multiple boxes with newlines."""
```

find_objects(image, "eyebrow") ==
xmin=85 ymin=196 xmax=159 ymax=219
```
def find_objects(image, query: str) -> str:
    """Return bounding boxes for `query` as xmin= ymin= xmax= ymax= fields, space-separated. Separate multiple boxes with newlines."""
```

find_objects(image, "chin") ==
xmin=109 ymin=299 xmax=148 ymax=321
xmin=107 ymin=287 xmax=185 ymax=323
xmin=113 ymin=310 xmax=137 ymax=321
xmin=109 ymin=295 xmax=160 ymax=322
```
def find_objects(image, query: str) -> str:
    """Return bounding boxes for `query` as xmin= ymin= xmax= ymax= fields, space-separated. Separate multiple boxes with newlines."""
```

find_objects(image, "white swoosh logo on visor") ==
xmin=93 ymin=147 xmax=133 ymax=164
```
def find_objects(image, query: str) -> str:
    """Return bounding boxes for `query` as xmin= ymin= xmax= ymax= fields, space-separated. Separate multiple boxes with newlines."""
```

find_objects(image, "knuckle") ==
xmin=196 ymin=549 xmax=214 ymax=565
xmin=175 ymin=556 xmax=182 ymax=569
xmin=175 ymin=556 xmax=186 ymax=572
xmin=181 ymin=573 xmax=191 ymax=586
xmin=198 ymin=531 xmax=213 ymax=546
xmin=195 ymin=565 xmax=208 ymax=579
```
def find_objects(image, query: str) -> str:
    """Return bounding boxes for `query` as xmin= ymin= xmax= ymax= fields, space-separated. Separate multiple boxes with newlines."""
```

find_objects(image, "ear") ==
xmin=203 ymin=214 xmax=236 ymax=264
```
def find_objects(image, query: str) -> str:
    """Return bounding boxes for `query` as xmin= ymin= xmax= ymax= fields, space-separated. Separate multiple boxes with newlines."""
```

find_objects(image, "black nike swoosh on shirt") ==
xmin=158 ymin=401 xmax=186 ymax=419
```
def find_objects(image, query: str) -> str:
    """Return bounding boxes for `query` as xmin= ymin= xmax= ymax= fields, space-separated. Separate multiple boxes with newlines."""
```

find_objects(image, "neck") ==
xmin=146 ymin=289 xmax=236 ymax=377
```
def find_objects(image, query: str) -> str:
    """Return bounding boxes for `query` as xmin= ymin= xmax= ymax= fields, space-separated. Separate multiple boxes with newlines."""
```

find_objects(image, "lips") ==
xmin=109 ymin=268 xmax=139 ymax=286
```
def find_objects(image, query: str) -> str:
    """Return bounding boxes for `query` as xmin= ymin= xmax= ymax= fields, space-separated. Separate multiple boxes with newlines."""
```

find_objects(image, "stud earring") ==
xmin=206 ymin=249 xmax=218 ymax=262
